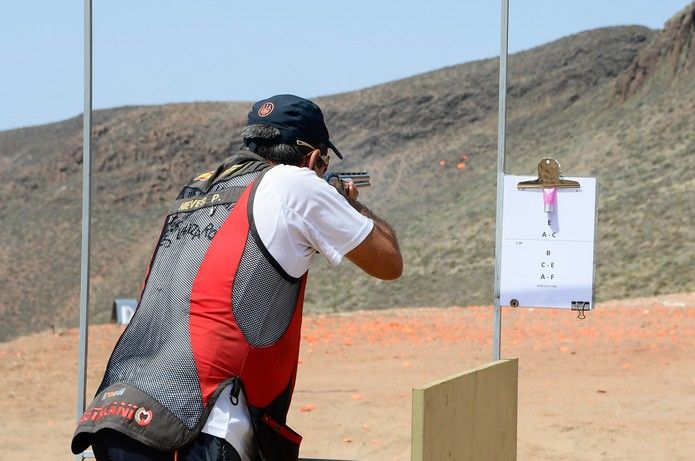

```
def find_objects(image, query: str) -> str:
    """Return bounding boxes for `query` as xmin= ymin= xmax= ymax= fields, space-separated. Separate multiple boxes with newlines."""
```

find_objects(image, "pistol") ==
xmin=324 ymin=171 xmax=371 ymax=191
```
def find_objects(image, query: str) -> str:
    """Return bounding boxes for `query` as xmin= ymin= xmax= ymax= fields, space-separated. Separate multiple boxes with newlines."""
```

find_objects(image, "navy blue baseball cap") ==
xmin=246 ymin=94 xmax=343 ymax=159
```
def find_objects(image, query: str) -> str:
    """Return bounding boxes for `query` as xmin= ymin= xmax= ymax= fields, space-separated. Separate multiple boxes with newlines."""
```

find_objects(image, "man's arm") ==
xmin=344 ymin=194 xmax=403 ymax=281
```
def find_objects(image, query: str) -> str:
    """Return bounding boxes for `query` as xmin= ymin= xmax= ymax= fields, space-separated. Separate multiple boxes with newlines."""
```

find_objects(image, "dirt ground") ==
xmin=1 ymin=293 xmax=693 ymax=461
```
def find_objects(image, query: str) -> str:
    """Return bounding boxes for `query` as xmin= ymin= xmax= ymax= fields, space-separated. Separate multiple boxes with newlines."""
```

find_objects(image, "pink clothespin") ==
xmin=543 ymin=188 xmax=557 ymax=213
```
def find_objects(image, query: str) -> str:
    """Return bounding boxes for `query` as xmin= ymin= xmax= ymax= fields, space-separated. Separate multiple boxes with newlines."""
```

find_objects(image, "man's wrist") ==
xmin=347 ymin=198 xmax=369 ymax=216
xmin=348 ymin=198 xmax=399 ymax=247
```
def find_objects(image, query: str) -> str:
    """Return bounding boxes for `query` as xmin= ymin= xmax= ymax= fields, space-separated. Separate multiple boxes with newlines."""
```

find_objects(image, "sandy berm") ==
xmin=1 ymin=293 xmax=693 ymax=460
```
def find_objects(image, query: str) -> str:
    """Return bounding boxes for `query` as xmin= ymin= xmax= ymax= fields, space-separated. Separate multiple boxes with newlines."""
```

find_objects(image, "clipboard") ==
xmin=499 ymin=158 xmax=598 ymax=313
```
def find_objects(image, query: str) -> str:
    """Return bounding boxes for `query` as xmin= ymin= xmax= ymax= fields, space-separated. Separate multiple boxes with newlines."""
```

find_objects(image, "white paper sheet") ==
xmin=500 ymin=175 xmax=597 ymax=309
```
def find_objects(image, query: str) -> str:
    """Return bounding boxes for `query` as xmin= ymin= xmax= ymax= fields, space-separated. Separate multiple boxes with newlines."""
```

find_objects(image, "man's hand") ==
xmin=342 ymin=179 xmax=359 ymax=201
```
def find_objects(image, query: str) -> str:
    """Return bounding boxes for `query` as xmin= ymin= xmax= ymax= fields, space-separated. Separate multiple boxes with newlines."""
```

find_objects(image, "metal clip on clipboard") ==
xmin=516 ymin=158 xmax=581 ymax=213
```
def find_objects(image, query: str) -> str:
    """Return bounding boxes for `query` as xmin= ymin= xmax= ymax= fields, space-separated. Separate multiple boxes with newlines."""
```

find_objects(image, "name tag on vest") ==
xmin=168 ymin=186 xmax=246 ymax=215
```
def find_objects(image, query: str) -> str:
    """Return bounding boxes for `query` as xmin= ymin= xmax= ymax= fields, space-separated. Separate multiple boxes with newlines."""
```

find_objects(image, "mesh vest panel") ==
xmin=233 ymin=233 xmax=301 ymax=347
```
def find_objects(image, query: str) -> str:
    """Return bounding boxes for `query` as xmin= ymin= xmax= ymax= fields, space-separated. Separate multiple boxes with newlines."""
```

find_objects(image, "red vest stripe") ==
xmin=189 ymin=183 xmax=254 ymax=406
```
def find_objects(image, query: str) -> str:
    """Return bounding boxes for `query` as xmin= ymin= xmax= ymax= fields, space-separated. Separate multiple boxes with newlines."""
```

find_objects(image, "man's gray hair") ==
xmin=241 ymin=124 xmax=305 ymax=165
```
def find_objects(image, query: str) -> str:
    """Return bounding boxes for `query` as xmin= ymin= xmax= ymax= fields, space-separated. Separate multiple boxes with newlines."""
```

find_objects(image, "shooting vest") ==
xmin=72 ymin=151 xmax=306 ymax=460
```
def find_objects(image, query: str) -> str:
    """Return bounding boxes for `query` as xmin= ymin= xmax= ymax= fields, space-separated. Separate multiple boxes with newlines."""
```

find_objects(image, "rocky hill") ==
xmin=0 ymin=3 xmax=693 ymax=342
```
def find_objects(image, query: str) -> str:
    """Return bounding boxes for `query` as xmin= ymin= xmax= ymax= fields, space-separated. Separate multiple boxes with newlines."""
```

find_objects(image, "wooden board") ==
xmin=412 ymin=359 xmax=518 ymax=461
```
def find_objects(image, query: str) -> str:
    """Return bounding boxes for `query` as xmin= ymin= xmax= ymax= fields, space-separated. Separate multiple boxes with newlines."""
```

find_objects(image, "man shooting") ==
xmin=72 ymin=94 xmax=403 ymax=461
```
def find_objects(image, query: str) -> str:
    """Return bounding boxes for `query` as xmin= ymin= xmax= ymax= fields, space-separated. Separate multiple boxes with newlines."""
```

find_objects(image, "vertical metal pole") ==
xmin=493 ymin=0 xmax=509 ymax=361
xmin=76 ymin=0 xmax=92 ymax=459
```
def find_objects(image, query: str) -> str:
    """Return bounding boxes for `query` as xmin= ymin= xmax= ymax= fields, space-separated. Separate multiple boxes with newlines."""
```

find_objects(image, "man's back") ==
xmin=72 ymin=94 xmax=402 ymax=461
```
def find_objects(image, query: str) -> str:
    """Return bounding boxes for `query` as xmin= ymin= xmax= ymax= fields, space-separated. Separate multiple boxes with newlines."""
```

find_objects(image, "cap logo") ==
xmin=258 ymin=102 xmax=274 ymax=117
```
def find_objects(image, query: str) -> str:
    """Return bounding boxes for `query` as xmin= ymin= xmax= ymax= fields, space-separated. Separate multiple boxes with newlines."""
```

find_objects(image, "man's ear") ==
xmin=301 ymin=149 xmax=321 ymax=170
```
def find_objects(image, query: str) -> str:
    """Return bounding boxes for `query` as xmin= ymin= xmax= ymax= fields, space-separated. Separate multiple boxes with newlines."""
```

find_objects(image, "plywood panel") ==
xmin=412 ymin=359 xmax=518 ymax=461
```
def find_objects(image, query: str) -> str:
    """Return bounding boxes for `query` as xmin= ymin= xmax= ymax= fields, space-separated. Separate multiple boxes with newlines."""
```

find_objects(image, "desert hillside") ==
xmin=0 ymin=3 xmax=693 ymax=341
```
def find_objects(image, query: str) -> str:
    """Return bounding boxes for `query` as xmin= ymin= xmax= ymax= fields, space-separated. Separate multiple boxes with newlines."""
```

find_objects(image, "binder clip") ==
xmin=517 ymin=158 xmax=580 ymax=213
xmin=571 ymin=301 xmax=590 ymax=320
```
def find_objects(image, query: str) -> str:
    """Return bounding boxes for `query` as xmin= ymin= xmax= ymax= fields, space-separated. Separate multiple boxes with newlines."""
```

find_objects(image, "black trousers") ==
xmin=91 ymin=429 xmax=242 ymax=461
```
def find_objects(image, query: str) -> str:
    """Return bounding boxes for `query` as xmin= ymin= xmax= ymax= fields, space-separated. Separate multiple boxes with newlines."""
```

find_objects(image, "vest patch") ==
xmin=169 ymin=186 xmax=245 ymax=215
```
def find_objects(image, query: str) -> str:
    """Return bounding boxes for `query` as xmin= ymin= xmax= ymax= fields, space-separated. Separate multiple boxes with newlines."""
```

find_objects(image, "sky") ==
xmin=0 ymin=0 xmax=690 ymax=131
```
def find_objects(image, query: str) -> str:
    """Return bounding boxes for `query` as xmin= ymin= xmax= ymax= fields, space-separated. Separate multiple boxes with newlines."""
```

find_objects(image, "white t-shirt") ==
xmin=201 ymin=164 xmax=374 ymax=459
